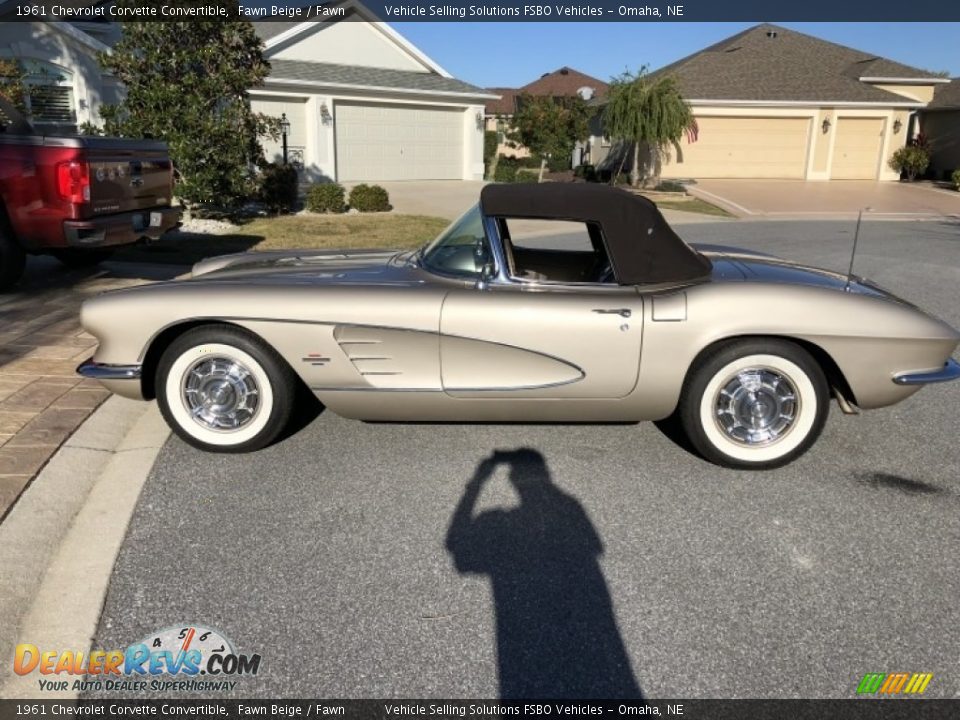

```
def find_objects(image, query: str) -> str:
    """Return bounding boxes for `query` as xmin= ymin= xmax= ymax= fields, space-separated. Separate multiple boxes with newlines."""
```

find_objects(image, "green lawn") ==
xmin=115 ymin=213 xmax=451 ymax=265
xmin=653 ymin=198 xmax=734 ymax=217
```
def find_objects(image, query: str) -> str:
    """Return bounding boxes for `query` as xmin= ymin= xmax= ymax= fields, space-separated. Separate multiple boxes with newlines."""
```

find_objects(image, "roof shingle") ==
xmin=649 ymin=24 xmax=940 ymax=104
xmin=927 ymin=78 xmax=960 ymax=109
xmin=265 ymin=58 xmax=493 ymax=97
xmin=484 ymin=67 xmax=608 ymax=115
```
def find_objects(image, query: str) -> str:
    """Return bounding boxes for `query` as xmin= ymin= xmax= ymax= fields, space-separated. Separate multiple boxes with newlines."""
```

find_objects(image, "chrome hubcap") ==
xmin=182 ymin=356 xmax=259 ymax=431
xmin=714 ymin=368 xmax=798 ymax=446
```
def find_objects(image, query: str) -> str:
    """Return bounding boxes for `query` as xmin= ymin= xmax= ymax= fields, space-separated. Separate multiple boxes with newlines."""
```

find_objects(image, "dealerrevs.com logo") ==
xmin=13 ymin=624 xmax=261 ymax=693
xmin=856 ymin=672 xmax=933 ymax=696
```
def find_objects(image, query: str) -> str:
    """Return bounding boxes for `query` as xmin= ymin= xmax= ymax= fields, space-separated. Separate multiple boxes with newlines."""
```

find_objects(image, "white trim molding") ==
xmin=263 ymin=76 xmax=498 ymax=101
xmin=688 ymin=99 xmax=925 ymax=109
xmin=858 ymin=76 xmax=951 ymax=84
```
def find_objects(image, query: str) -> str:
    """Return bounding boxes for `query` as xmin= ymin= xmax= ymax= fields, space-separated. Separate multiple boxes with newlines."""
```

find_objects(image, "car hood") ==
xmin=188 ymin=248 xmax=428 ymax=286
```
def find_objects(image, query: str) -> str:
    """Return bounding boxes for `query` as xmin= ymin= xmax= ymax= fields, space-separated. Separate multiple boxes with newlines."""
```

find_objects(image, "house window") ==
xmin=23 ymin=60 xmax=77 ymax=125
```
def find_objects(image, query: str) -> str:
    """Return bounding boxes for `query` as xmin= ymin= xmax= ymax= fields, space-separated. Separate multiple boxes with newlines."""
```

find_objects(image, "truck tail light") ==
xmin=56 ymin=161 xmax=91 ymax=204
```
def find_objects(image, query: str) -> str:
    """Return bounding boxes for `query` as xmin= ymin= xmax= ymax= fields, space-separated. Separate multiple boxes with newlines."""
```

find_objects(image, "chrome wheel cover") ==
xmin=714 ymin=367 xmax=799 ymax=446
xmin=181 ymin=356 xmax=260 ymax=431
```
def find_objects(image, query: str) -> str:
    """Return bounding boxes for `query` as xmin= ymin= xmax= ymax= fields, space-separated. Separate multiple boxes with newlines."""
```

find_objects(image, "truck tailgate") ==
xmin=77 ymin=138 xmax=173 ymax=218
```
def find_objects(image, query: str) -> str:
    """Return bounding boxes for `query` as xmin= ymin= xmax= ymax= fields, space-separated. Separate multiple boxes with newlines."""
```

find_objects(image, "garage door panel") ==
xmin=670 ymin=116 xmax=810 ymax=179
xmin=336 ymin=102 xmax=463 ymax=181
xmin=831 ymin=118 xmax=884 ymax=180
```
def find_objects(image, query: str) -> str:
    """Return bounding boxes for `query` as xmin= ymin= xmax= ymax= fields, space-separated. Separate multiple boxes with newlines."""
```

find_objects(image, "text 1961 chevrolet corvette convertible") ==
xmin=77 ymin=184 xmax=960 ymax=469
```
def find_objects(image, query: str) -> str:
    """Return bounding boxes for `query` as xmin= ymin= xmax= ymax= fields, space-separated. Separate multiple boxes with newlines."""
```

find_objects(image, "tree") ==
xmin=0 ymin=59 xmax=29 ymax=114
xmin=97 ymin=6 xmax=279 ymax=208
xmin=603 ymin=68 xmax=695 ymax=188
xmin=507 ymin=94 xmax=590 ymax=182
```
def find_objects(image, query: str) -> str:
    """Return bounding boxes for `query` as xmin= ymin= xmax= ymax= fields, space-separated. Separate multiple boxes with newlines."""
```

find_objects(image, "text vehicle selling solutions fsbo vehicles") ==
xmin=77 ymin=184 xmax=960 ymax=469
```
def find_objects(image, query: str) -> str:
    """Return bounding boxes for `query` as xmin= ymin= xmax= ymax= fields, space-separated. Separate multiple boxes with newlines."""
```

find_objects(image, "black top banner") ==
xmin=2 ymin=0 xmax=960 ymax=22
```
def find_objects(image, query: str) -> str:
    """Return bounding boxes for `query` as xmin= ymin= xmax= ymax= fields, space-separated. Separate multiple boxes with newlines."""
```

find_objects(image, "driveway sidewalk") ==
xmin=0 ymin=258 xmax=184 ymax=519
xmin=689 ymin=179 xmax=960 ymax=219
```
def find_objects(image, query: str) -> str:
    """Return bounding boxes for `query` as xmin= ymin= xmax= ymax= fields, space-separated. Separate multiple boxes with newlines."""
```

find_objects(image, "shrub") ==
xmin=483 ymin=130 xmax=498 ymax=164
xmin=348 ymin=184 xmax=391 ymax=212
xmin=258 ymin=163 xmax=299 ymax=214
xmin=952 ymin=169 xmax=960 ymax=191
xmin=888 ymin=145 xmax=930 ymax=181
xmin=494 ymin=157 xmax=518 ymax=183
xmin=654 ymin=180 xmax=686 ymax=193
xmin=306 ymin=182 xmax=346 ymax=213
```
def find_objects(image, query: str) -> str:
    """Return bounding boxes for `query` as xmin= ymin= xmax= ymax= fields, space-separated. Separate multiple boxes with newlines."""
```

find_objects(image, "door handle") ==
xmin=592 ymin=308 xmax=631 ymax=318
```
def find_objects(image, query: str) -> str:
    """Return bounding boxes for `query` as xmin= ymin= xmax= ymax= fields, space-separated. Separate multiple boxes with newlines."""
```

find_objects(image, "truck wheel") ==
xmin=0 ymin=225 xmax=26 ymax=291
xmin=52 ymin=249 xmax=114 ymax=268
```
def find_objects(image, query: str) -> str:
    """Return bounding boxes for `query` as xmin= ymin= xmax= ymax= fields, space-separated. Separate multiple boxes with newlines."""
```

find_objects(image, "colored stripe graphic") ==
xmin=857 ymin=672 xmax=933 ymax=695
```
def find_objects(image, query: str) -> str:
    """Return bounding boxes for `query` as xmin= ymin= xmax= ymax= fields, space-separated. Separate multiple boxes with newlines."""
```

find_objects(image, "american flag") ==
xmin=686 ymin=118 xmax=699 ymax=144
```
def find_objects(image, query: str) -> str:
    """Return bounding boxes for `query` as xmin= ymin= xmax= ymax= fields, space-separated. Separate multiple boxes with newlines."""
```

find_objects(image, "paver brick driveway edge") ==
xmin=0 ymin=398 xmax=170 ymax=699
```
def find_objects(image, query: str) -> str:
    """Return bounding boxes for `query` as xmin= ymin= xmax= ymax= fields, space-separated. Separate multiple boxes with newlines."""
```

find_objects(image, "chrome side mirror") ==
xmin=476 ymin=262 xmax=496 ymax=290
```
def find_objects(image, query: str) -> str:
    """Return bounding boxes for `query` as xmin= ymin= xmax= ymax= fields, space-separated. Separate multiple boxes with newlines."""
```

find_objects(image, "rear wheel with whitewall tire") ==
xmin=156 ymin=325 xmax=297 ymax=453
xmin=678 ymin=339 xmax=829 ymax=470
xmin=0 ymin=223 xmax=26 ymax=291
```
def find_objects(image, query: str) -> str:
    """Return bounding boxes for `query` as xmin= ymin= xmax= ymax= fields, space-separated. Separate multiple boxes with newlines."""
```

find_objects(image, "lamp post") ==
xmin=280 ymin=112 xmax=290 ymax=164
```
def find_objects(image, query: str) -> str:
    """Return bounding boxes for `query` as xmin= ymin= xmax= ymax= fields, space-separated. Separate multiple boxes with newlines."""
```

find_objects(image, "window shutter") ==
xmin=30 ymin=86 xmax=76 ymax=123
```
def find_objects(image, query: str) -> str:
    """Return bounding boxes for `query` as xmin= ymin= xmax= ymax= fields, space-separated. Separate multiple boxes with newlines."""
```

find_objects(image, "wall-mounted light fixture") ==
xmin=475 ymin=110 xmax=484 ymax=131
xmin=893 ymin=118 xmax=902 ymax=134
xmin=821 ymin=117 xmax=831 ymax=134
xmin=319 ymin=102 xmax=332 ymax=126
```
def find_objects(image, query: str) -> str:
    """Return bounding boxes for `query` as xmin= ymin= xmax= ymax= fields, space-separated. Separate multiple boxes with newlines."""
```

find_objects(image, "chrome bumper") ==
xmin=893 ymin=358 xmax=960 ymax=385
xmin=76 ymin=358 xmax=142 ymax=381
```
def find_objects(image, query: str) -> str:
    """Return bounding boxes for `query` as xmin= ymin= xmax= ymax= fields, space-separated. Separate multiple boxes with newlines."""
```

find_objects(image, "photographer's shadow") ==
xmin=446 ymin=448 xmax=643 ymax=699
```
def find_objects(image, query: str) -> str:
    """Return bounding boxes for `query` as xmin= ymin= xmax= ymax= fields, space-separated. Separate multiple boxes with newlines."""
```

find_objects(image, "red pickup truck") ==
xmin=0 ymin=98 xmax=180 ymax=290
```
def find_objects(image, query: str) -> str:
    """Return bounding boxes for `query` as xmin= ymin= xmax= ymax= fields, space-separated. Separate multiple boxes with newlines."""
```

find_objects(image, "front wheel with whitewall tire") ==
xmin=678 ymin=339 xmax=829 ymax=470
xmin=156 ymin=326 xmax=297 ymax=453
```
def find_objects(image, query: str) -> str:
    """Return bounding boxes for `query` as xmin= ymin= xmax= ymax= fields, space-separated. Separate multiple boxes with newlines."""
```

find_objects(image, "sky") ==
xmin=396 ymin=22 xmax=960 ymax=88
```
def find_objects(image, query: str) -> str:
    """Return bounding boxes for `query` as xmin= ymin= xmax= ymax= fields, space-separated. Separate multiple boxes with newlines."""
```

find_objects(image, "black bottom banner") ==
xmin=1 ymin=700 xmax=958 ymax=720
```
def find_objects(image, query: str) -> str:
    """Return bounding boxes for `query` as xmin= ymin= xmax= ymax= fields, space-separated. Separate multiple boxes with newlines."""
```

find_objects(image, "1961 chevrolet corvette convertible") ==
xmin=77 ymin=184 xmax=960 ymax=469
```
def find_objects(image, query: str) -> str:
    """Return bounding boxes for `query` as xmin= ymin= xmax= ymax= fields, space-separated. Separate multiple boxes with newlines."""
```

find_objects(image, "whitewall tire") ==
xmin=156 ymin=326 xmax=296 ymax=453
xmin=679 ymin=340 xmax=829 ymax=470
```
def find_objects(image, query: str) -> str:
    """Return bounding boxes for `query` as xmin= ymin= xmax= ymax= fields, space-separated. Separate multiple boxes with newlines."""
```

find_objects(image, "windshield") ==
xmin=420 ymin=205 xmax=492 ymax=279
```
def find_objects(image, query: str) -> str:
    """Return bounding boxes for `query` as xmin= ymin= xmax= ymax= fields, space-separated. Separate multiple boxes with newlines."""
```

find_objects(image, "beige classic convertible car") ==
xmin=78 ymin=184 xmax=959 ymax=469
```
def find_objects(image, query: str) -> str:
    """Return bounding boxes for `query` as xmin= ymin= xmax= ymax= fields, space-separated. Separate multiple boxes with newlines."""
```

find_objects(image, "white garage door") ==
xmin=831 ymin=118 xmax=885 ymax=180
xmin=666 ymin=116 xmax=811 ymax=179
xmin=335 ymin=102 xmax=464 ymax=181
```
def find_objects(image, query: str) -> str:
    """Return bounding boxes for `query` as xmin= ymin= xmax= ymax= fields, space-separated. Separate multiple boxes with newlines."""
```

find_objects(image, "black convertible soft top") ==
xmin=480 ymin=183 xmax=713 ymax=285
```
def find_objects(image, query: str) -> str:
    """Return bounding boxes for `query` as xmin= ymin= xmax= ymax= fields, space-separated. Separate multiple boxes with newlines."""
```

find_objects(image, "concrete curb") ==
xmin=0 ymin=397 xmax=170 ymax=699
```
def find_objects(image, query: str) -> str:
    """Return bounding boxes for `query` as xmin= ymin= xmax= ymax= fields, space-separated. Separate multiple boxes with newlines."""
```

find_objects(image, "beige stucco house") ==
xmin=589 ymin=24 xmax=950 ymax=181
xmin=919 ymin=78 xmax=960 ymax=179
xmin=0 ymin=18 xmax=122 ymax=133
xmin=485 ymin=67 xmax=608 ymax=160
xmin=249 ymin=1 xmax=494 ymax=182
xmin=0 ymin=1 xmax=494 ymax=183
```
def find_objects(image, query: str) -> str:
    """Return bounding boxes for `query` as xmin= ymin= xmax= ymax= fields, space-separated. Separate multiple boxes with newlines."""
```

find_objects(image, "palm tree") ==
xmin=603 ymin=69 xmax=695 ymax=188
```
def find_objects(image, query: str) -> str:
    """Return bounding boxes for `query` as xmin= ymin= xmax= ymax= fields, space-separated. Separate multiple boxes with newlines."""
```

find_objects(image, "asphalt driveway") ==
xmin=90 ymin=218 xmax=960 ymax=699
xmin=690 ymin=179 xmax=960 ymax=219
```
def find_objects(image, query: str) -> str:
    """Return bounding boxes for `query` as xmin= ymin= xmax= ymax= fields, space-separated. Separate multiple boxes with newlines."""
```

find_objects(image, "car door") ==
xmin=440 ymin=286 xmax=643 ymax=398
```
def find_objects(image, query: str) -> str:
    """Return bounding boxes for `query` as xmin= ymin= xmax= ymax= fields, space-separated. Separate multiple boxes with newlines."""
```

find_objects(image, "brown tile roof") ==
xmin=927 ymin=78 xmax=960 ymax=109
xmin=485 ymin=67 xmax=608 ymax=115
xmin=485 ymin=87 xmax=520 ymax=115
xmin=648 ymin=23 xmax=940 ymax=104
xmin=520 ymin=67 xmax=609 ymax=98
